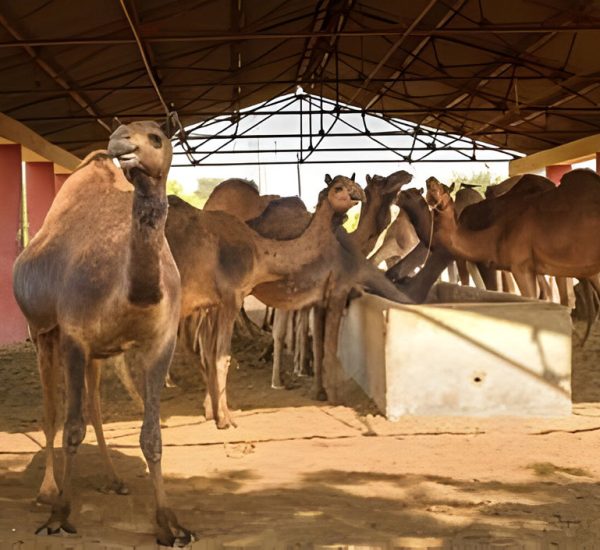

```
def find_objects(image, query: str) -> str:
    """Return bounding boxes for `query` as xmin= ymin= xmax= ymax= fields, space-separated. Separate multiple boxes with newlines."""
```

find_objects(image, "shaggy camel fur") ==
xmin=12 ymin=120 xmax=192 ymax=546
xmin=204 ymin=177 xmax=280 ymax=221
xmin=167 ymin=175 xmax=407 ymax=427
xmin=426 ymin=169 xmax=600 ymax=301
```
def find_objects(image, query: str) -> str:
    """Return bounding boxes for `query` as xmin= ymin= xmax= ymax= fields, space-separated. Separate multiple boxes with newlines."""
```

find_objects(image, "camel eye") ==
xmin=148 ymin=133 xmax=163 ymax=148
xmin=334 ymin=186 xmax=343 ymax=192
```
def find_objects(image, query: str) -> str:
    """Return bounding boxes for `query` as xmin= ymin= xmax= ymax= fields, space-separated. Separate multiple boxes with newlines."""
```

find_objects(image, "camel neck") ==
xmin=349 ymin=188 xmax=391 ymax=255
xmin=433 ymin=205 xmax=496 ymax=264
xmin=255 ymin=198 xmax=340 ymax=276
xmin=403 ymin=201 xmax=431 ymax=244
xmin=127 ymin=170 xmax=168 ymax=306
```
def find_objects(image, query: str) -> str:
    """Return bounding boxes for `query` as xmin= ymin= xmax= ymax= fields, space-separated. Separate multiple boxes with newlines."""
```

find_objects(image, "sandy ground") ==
xmin=2 ymin=318 xmax=600 ymax=549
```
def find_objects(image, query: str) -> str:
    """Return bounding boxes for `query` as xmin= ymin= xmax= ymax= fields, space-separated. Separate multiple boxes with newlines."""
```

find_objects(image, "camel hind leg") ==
xmin=35 ymin=329 xmax=61 ymax=506
xmin=271 ymin=309 xmax=289 ymax=389
xmin=86 ymin=359 xmax=129 ymax=495
xmin=199 ymin=304 xmax=238 ymax=429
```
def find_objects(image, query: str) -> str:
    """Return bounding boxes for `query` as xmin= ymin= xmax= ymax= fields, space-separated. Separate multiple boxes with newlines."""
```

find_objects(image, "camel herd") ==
xmin=11 ymin=117 xmax=600 ymax=544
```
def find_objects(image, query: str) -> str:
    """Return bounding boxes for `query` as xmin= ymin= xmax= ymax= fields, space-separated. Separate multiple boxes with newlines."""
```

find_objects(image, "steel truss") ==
xmin=171 ymin=91 xmax=521 ymax=167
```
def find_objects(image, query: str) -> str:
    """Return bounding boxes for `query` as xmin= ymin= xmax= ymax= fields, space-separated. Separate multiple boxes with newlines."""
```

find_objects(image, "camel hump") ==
xmin=247 ymin=196 xmax=310 ymax=240
xmin=167 ymin=194 xmax=188 ymax=207
xmin=560 ymin=168 xmax=600 ymax=189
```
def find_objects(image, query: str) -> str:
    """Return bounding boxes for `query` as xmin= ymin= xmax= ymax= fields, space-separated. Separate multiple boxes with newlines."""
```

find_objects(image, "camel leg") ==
xmin=271 ymin=309 xmax=289 ymax=389
xmin=447 ymin=261 xmax=460 ymax=284
xmin=456 ymin=259 xmax=470 ymax=286
xmin=322 ymin=296 xmax=347 ymax=405
xmin=466 ymin=261 xmax=485 ymax=290
xmin=210 ymin=309 xmax=237 ymax=429
xmin=112 ymin=354 xmax=144 ymax=412
xmin=294 ymin=308 xmax=310 ymax=377
xmin=537 ymin=274 xmax=551 ymax=301
xmin=36 ymin=330 xmax=61 ymax=506
xmin=139 ymin=338 xmax=193 ymax=547
xmin=310 ymin=305 xmax=327 ymax=401
xmin=86 ymin=359 xmax=129 ymax=495
xmin=513 ymin=269 xmax=537 ymax=299
xmin=36 ymin=333 xmax=87 ymax=536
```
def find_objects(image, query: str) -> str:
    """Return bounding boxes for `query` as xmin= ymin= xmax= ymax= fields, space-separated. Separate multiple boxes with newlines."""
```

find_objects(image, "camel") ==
xmin=204 ymin=177 xmax=280 ymax=221
xmin=245 ymin=170 xmax=414 ymax=389
xmin=167 ymin=173 xmax=411 ymax=426
xmin=425 ymin=169 xmax=600 ymax=303
xmin=248 ymin=170 xmax=414 ymax=393
xmin=12 ymin=119 xmax=192 ymax=546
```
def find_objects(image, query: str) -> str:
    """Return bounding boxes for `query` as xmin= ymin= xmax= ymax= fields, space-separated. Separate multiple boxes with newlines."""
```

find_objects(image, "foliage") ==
xmin=450 ymin=170 xmax=503 ymax=196
xmin=166 ymin=177 xmax=226 ymax=209
xmin=343 ymin=204 xmax=361 ymax=232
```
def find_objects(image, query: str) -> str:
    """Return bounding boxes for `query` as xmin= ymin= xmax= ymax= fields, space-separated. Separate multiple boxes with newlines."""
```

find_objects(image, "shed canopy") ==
xmin=2 ymin=0 xmax=600 ymax=158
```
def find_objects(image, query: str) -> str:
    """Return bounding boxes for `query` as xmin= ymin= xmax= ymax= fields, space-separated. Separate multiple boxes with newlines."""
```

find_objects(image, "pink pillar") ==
xmin=26 ymin=162 xmax=55 ymax=237
xmin=0 ymin=144 xmax=28 ymax=343
xmin=545 ymin=164 xmax=571 ymax=185
xmin=54 ymin=173 xmax=69 ymax=194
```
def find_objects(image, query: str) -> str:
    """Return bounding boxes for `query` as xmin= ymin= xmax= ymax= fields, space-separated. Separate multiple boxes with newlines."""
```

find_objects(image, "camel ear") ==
xmin=112 ymin=117 xmax=122 ymax=131
xmin=325 ymin=174 xmax=333 ymax=186
xmin=160 ymin=111 xmax=180 ymax=139
xmin=449 ymin=182 xmax=456 ymax=193
xmin=418 ymin=188 xmax=424 ymax=195
xmin=351 ymin=172 xmax=356 ymax=181
xmin=366 ymin=174 xmax=372 ymax=184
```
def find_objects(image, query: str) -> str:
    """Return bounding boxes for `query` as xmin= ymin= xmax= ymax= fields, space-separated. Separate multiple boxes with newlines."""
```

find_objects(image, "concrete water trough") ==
xmin=338 ymin=283 xmax=572 ymax=419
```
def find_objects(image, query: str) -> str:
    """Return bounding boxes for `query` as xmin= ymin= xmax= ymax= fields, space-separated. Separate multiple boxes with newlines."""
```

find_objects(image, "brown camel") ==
xmin=250 ymin=171 xmax=414 ymax=395
xmin=425 ymin=169 xmax=600 ymax=301
xmin=245 ymin=170 xmax=413 ymax=389
xmin=12 ymin=120 xmax=192 ymax=546
xmin=167 ymin=173 xmax=410 ymax=425
xmin=204 ymin=177 xmax=280 ymax=221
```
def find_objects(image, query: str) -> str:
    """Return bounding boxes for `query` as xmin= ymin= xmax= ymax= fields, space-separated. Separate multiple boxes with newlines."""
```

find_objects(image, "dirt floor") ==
xmin=3 ymin=317 xmax=600 ymax=549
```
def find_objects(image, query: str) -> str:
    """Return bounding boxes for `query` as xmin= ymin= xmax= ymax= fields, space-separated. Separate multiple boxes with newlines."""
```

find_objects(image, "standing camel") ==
xmin=12 ymin=119 xmax=192 ymax=546
xmin=167 ymin=174 xmax=410 ymax=427
xmin=425 ymin=169 xmax=600 ymax=300
xmin=247 ymin=170 xmax=413 ymax=389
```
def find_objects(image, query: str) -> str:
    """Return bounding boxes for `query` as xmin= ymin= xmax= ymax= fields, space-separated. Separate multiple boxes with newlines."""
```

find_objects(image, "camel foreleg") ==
xmin=139 ymin=337 xmax=194 ymax=547
xmin=36 ymin=333 xmax=88 ymax=536
xmin=310 ymin=305 xmax=326 ymax=401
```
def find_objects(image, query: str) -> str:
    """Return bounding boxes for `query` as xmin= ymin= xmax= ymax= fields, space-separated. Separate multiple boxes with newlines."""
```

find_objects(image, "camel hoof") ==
xmin=271 ymin=383 xmax=285 ymax=390
xmin=100 ymin=479 xmax=130 ymax=495
xmin=36 ymin=518 xmax=77 ymax=536
xmin=157 ymin=527 xmax=196 ymax=547
xmin=310 ymin=387 xmax=328 ymax=401
xmin=35 ymin=491 xmax=59 ymax=507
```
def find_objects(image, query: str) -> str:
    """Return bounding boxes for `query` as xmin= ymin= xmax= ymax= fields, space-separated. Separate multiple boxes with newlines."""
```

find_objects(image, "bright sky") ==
xmin=167 ymin=91 xmax=592 ymax=209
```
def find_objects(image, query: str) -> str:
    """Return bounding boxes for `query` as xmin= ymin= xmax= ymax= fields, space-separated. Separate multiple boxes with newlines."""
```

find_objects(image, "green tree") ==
xmin=450 ymin=170 xmax=502 ymax=195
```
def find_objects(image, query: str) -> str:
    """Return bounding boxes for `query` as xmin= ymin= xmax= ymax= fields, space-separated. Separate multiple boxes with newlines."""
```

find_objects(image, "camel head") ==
xmin=323 ymin=173 xmax=367 ymax=213
xmin=365 ymin=170 xmax=413 ymax=197
xmin=108 ymin=118 xmax=175 ymax=183
xmin=395 ymin=187 xmax=424 ymax=210
xmin=425 ymin=177 xmax=453 ymax=211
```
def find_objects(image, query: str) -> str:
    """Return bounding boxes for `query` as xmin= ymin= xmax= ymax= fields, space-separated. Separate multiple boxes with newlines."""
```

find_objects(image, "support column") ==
xmin=0 ymin=144 xmax=27 ymax=343
xmin=26 ymin=161 xmax=55 ymax=237
xmin=54 ymin=173 xmax=69 ymax=194
xmin=545 ymin=164 xmax=571 ymax=185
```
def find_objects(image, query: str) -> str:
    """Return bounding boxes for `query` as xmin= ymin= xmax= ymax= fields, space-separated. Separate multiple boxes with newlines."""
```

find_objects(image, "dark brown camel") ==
xmin=12 ymin=120 xmax=192 ymax=546
xmin=426 ymin=169 xmax=600 ymax=301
